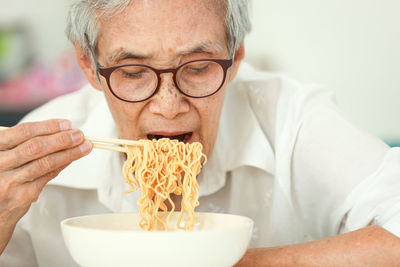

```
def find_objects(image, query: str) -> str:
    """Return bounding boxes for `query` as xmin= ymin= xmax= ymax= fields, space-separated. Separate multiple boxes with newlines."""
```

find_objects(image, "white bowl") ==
xmin=61 ymin=212 xmax=253 ymax=267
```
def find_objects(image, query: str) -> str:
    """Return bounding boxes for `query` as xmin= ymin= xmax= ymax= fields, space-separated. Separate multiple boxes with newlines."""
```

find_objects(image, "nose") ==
xmin=148 ymin=73 xmax=190 ymax=119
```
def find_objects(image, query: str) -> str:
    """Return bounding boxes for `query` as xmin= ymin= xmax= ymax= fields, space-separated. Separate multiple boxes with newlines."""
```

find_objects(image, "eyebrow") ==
xmin=106 ymin=50 xmax=151 ymax=65
xmin=179 ymin=41 xmax=225 ymax=56
xmin=106 ymin=41 xmax=226 ymax=65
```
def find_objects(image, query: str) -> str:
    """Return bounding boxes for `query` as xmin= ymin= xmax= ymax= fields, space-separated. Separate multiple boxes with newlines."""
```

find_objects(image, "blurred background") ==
xmin=1 ymin=0 xmax=399 ymax=146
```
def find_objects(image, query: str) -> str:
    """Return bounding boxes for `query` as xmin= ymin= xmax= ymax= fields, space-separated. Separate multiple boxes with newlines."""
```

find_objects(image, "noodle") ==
xmin=123 ymin=138 xmax=206 ymax=231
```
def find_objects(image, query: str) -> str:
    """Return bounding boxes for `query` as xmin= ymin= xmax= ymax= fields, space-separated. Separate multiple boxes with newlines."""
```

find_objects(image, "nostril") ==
xmin=148 ymin=96 xmax=190 ymax=120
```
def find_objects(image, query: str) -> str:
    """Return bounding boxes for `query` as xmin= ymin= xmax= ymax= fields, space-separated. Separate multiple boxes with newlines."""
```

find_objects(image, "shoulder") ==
xmin=19 ymin=84 xmax=104 ymax=128
xmin=231 ymin=63 xmax=336 ymax=143
xmin=234 ymin=63 xmax=333 ymax=112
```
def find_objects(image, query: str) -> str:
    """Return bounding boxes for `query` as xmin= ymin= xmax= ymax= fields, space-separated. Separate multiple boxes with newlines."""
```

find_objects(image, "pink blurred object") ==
xmin=0 ymin=51 xmax=87 ymax=111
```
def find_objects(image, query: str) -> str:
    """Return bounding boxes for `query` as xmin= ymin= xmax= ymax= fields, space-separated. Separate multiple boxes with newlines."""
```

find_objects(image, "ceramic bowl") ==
xmin=61 ymin=212 xmax=253 ymax=267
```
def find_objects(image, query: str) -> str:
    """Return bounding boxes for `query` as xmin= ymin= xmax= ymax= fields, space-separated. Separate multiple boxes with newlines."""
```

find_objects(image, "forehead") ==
xmin=96 ymin=0 xmax=227 ymax=60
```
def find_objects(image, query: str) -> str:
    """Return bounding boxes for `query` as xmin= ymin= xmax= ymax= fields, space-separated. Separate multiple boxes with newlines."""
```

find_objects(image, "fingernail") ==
xmin=60 ymin=120 xmax=71 ymax=131
xmin=71 ymin=129 xmax=83 ymax=144
xmin=79 ymin=141 xmax=92 ymax=154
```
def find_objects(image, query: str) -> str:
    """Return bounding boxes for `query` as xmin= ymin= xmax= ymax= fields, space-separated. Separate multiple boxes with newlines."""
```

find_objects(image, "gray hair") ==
xmin=65 ymin=0 xmax=251 ymax=58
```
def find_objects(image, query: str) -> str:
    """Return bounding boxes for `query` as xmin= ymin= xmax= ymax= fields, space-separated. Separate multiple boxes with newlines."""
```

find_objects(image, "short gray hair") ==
xmin=65 ymin=0 xmax=251 ymax=57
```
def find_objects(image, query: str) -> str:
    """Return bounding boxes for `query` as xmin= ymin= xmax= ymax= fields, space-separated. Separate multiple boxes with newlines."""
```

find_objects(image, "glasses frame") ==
xmin=96 ymin=58 xmax=233 ymax=103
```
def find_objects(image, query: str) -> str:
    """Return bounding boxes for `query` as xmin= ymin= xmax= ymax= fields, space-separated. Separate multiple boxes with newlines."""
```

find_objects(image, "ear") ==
xmin=228 ymin=43 xmax=245 ymax=82
xmin=73 ymin=43 xmax=103 ymax=91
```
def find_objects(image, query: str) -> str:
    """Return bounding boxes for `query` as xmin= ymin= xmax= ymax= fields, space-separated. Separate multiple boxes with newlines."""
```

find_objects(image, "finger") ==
xmin=0 ymin=129 xmax=85 ymax=171
xmin=0 ymin=119 xmax=72 ymax=151
xmin=12 ymin=141 xmax=92 ymax=184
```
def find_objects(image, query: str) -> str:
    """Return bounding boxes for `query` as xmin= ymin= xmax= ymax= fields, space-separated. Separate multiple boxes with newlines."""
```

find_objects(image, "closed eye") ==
xmin=188 ymin=64 xmax=209 ymax=74
xmin=122 ymin=71 xmax=145 ymax=79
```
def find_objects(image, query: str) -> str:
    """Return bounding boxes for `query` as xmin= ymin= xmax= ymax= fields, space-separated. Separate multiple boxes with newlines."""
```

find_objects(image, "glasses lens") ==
xmin=177 ymin=60 xmax=224 ymax=97
xmin=109 ymin=66 xmax=157 ymax=101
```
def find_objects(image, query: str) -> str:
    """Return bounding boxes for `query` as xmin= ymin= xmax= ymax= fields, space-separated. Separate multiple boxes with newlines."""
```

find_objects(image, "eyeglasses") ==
xmin=96 ymin=58 xmax=233 ymax=102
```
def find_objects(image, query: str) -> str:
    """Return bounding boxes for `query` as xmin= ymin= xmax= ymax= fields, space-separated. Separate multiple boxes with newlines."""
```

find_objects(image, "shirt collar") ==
xmin=197 ymin=71 xmax=275 ymax=197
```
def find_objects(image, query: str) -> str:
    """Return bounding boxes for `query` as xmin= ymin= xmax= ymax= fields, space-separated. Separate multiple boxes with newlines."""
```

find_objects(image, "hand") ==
xmin=0 ymin=119 xmax=92 ymax=254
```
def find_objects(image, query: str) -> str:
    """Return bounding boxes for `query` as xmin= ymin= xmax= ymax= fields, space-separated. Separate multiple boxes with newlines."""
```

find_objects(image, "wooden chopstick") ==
xmin=91 ymin=143 xmax=128 ymax=153
xmin=0 ymin=126 xmax=141 ymax=153
xmin=85 ymin=136 xmax=140 ymax=146
xmin=85 ymin=136 xmax=141 ymax=153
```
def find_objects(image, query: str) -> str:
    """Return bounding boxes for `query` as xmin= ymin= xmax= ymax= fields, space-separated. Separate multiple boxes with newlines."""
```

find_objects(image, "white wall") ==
xmin=0 ymin=0 xmax=71 ymax=64
xmin=245 ymin=0 xmax=400 ymax=143
xmin=1 ymin=0 xmax=400 ymax=142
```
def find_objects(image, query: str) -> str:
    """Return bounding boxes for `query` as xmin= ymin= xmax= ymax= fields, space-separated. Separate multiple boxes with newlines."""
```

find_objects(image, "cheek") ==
xmin=204 ymin=103 xmax=222 ymax=130
xmin=103 ymin=91 xmax=144 ymax=139
xmin=199 ymin=94 xmax=225 ymax=154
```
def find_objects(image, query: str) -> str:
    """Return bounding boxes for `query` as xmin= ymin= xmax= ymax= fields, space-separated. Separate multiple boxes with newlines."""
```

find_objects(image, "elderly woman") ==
xmin=1 ymin=0 xmax=400 ymax=266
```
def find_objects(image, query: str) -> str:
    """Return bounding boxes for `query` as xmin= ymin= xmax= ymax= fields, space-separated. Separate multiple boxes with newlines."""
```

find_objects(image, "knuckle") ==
xmin=42 ymin=171 xmax=58 ymax=184
xmin=14 ymin=168 xmax=31 ymax=183
xmin=36 ymin=156 xmax=53 ymax=172
xmin=25 ymin=139 xmax=43 ymax=156
xmin=0 ymin=129 xmax=15 ymax=151
xmin=18 ymin=123 xmax=34 ymax=139
xmin=57 ymin=132 xmax=73 ymax=146
xmin=42 ymin=168 xmax=58 ymax=180
xmin=46 ymin=170 xmax=59 ymax=180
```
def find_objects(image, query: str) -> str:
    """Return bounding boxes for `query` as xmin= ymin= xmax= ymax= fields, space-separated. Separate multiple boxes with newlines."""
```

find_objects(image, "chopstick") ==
xmin=0 ymin=126 xmax=141 ymax=153
xmin=85 ymin=136 xmax=141 ymax=152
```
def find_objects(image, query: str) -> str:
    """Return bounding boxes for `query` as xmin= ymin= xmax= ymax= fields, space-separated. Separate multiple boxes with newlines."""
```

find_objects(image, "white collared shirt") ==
xmin=2 ymin=63 xmax=400 ymax=267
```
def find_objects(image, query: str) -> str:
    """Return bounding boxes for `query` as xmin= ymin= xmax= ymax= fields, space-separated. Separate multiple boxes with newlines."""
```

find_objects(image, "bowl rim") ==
xmin=61 ymin=212 xmax=254 ymax=234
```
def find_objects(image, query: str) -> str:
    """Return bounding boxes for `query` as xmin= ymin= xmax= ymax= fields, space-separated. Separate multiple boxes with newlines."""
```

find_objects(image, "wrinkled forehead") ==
xmin=95 ymin=0 xmax=228 ymax=62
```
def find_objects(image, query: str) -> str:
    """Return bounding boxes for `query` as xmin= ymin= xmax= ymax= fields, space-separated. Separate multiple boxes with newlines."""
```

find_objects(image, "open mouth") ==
xmin=147 ymin=132 xmax=193 ymax=143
